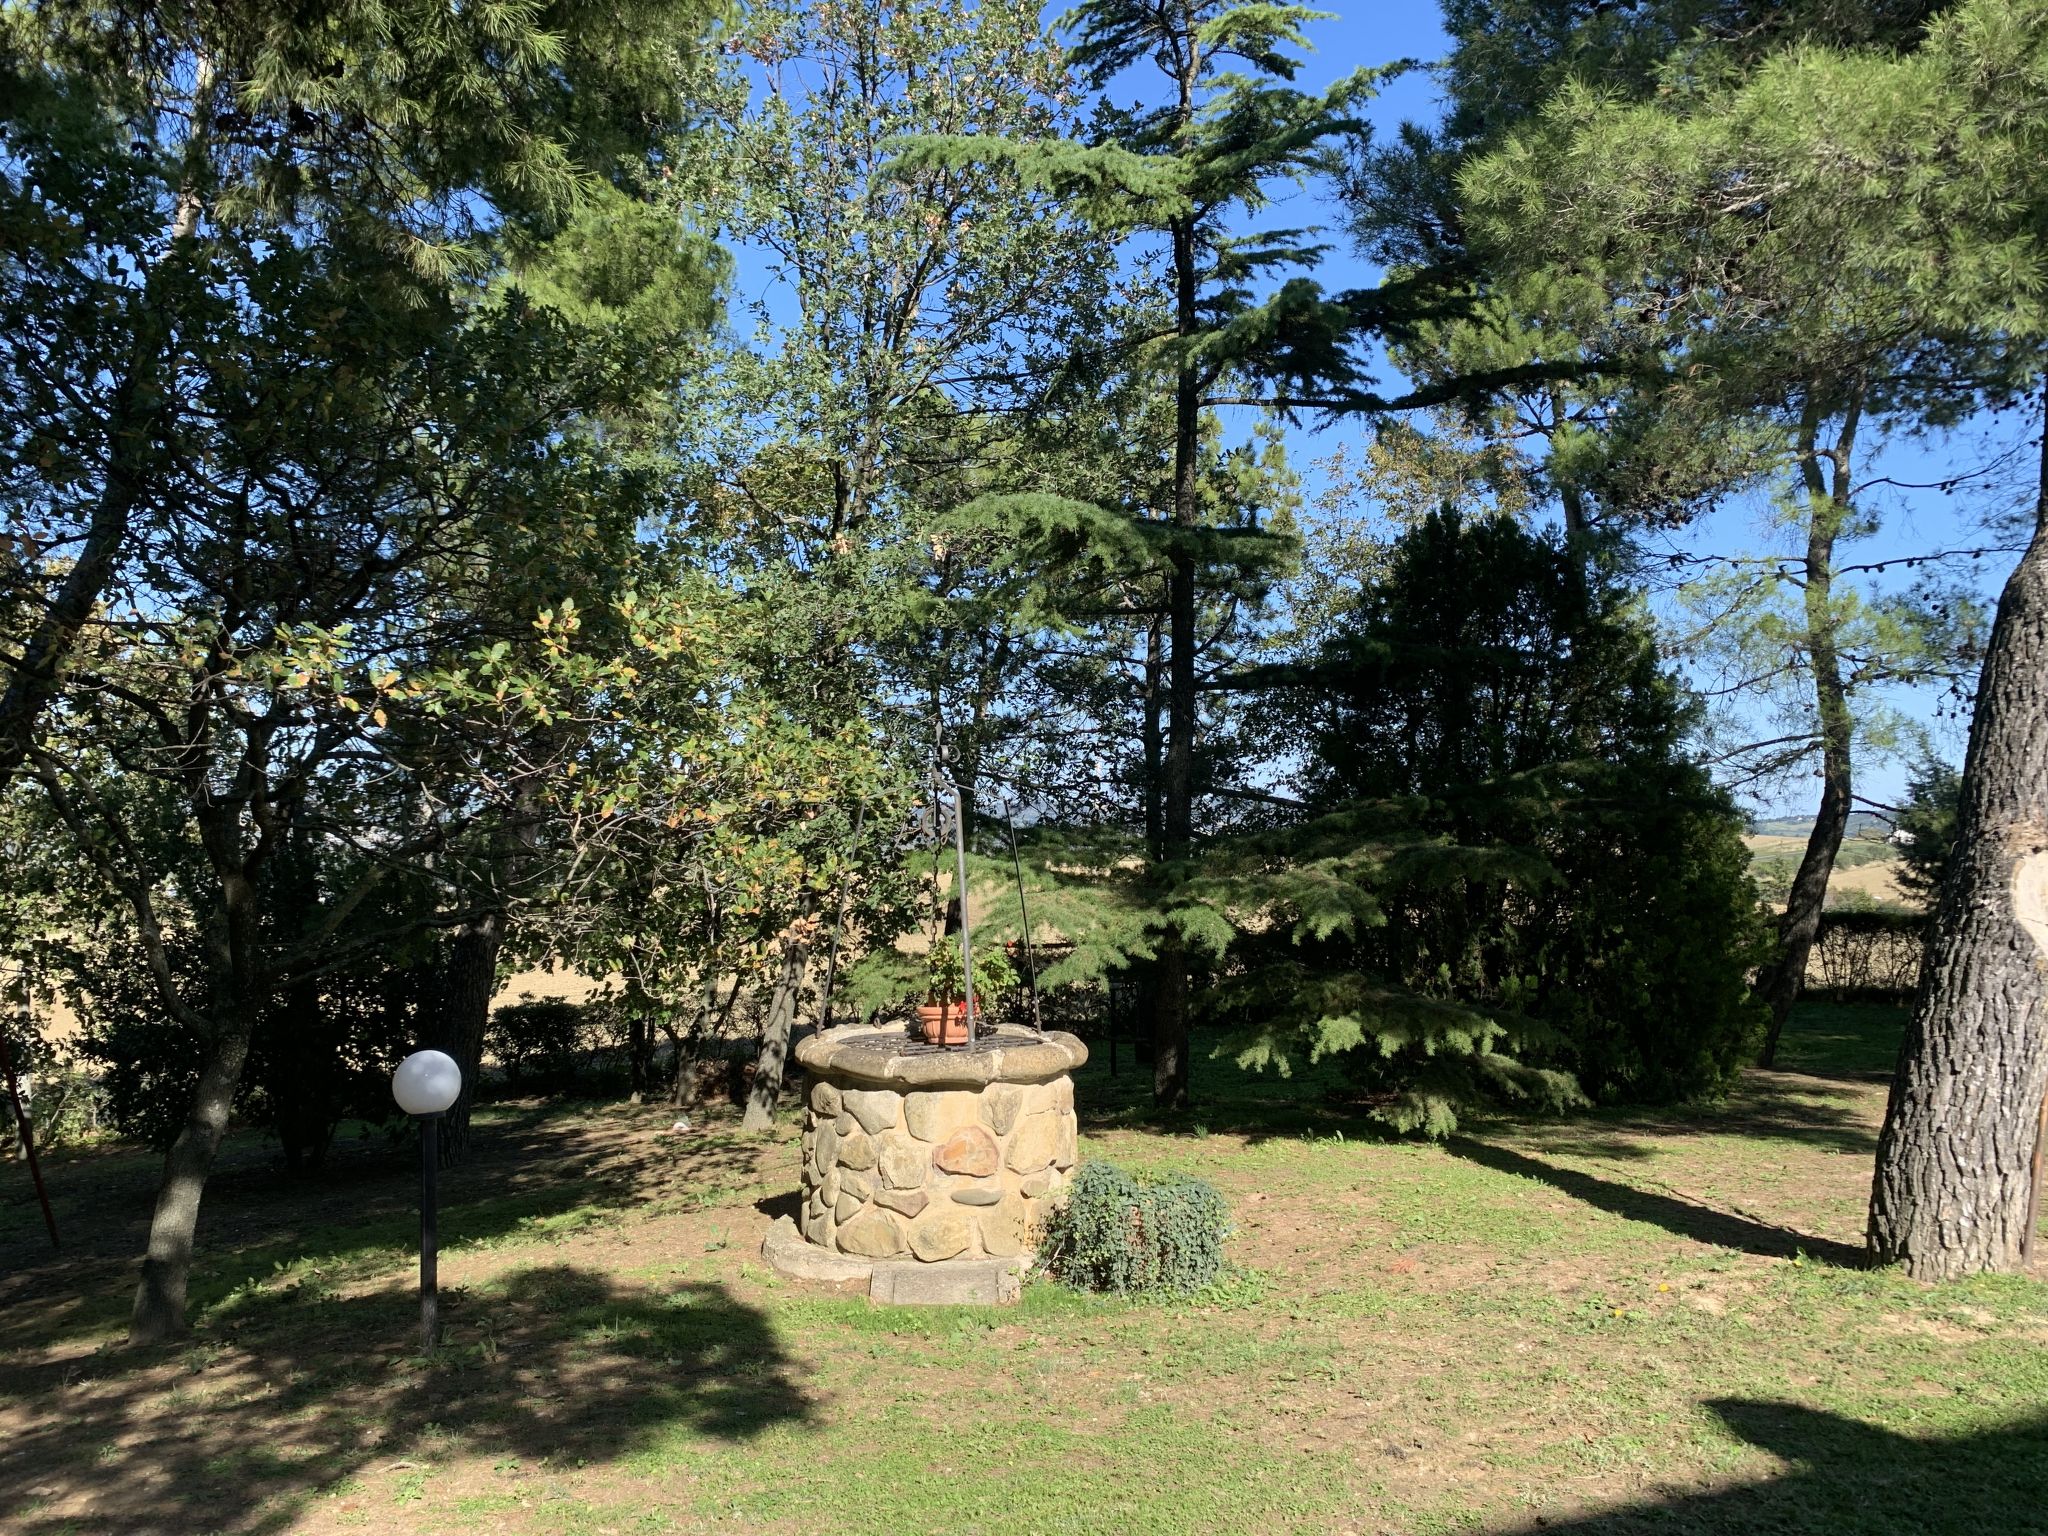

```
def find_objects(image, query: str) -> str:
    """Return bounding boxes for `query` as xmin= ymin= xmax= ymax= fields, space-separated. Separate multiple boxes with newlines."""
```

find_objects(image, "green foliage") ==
xmin=924 ymin=938 xmax=1020 ymax=1009
xmin=1212 ymin=511 xmax=1768 ymax=1124
xmin=1896 ymin=756 xmax=1963 ymax=908
xmin=1354 ymin=0 xmax=2011 ymax=883
xmin=1039 ymin=1160 xmax=1230 ymax=1296
xmin=70 ymin=927 xmax=417 ymax=1164
xmin=0 ymin=0 xmax=751 ymax=1343
xmin=1 ymin=1018 xmax=107 ymax=1146
xmin=487 ymin=999 xmax=626 ymax=1092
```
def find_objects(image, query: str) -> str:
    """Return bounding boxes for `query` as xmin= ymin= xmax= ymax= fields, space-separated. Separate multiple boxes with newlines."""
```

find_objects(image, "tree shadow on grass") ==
xmin=1485 ymin=1399 xmax=2048 ymax=1535
xmin=1068 ymin=1016 xmax=1891 ymax=1156
xmin=1595 ymin=1073 xmax=1886 ymax=1159
xmin=0 ymin=1103 xmax=772 ymax=1354
xmin=1770 ymin=1000 xmax=1910 ymax=1082
xmin=0 ymin=1264 xmax=812 ymax=1536
xmin=1445 ymin=1139 xmax=1866 ymax=1267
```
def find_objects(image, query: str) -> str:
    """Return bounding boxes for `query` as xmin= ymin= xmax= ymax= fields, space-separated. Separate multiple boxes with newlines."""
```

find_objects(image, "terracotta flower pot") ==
xmin=916 ymin=999 xmax=972 ymax=1045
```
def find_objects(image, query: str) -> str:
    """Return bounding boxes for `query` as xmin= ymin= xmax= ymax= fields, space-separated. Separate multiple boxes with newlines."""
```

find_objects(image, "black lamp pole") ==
xmin=418 ymin=1111 xmax=440 ymax=1350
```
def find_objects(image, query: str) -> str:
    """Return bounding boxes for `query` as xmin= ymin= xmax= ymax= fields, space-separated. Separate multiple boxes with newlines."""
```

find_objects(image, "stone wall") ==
xmin=799 ymin=1074 xmax=1078 ymax=1262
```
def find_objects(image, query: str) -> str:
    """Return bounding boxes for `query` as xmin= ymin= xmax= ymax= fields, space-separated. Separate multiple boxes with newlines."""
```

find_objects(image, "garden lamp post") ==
xmin=392 ymin=1049 xmax=462 ymax=1350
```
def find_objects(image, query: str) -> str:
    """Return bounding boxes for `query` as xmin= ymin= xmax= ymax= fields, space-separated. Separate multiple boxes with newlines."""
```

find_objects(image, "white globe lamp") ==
xmin=391 ymin=1047 xmax=463 ymax=1350
xmin=392 ymin=1049 xmax=462 ymax=1117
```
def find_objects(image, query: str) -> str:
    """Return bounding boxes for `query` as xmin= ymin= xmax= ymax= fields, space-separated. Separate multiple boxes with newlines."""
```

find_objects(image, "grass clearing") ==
xmin=5 ymin=1003 xmax=2047 ymax=1535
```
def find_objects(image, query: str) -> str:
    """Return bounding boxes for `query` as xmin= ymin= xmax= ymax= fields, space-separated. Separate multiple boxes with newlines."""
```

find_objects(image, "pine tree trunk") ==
xmin=433 ymin=910 xmax=504 ymax=1163
xmin=1559 ymin=479 xmax=1591 ymax=542
xmin=1150 ymin=210 xmax=1201 ymax=1113
xmin=1757 ymin=391 xmax=1861 ymax=1068
xmin=1867 ymin=407 xmax=2048 ymax=1279
xmin=1756 ymin=631 xmax=1853 ymax=1066
xmin=1143 ymin=616 xmax=1164 ymax=863
xmin=742 ymin=937 xmax=810 ymax=1132
xmin=1756 ymin=737 xmax=1850 ymax=1067
xmin=129 ymin=1023 xmax=251 ymax=1344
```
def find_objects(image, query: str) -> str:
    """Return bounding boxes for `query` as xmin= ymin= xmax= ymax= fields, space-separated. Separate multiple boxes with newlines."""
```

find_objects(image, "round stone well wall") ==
xmin=788 ymin=1023 xmax=1087 ymax=1266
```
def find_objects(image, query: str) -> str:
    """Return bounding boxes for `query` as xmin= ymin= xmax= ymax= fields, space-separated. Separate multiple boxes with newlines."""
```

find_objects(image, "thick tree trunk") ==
xmin=1143 ymin=616 xmax=1164 ymax=863
xmin=1150 ymin=212 xmax=1200 ymax=1113
xmin=433 ymin=910 xmax=504 ymax=1163
xmin=128 ymin=792 xmax=264 ymax=1344
xmin=1867 ymin=408 xmax=2048 ymax=1279
xmin=129 ymin=1024 xmax=252 ymax=1344
xmin=742 ymin=936 xmax=810 ymax=1132
xmin=1559 ymin=480 xmax=1591 ymax=542
xmin=271 ymin=976 xmax=335 ymax=1173
xmin=622 ymin=979 xmax=659 ymax=1100
xmin=674 ymin=975 xmax=744 ymax=1108
xmin=1756 ymin=391 xmax=1862 ymax=1068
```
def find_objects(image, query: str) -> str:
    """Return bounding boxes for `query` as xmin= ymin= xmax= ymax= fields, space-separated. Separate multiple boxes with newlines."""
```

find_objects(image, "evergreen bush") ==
xmin=1216 ymin=510 xmax=1768 ymax=1124
xmin=1894 ymin=756 xmax=1962 ymax=909
xmin=1039 ymin=1160 xmax=1230 ymax=1296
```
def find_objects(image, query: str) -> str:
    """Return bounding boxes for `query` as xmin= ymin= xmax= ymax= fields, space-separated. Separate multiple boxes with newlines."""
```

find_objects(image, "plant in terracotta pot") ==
xmin=917 ymin=940 xmax=1018 ymax=1045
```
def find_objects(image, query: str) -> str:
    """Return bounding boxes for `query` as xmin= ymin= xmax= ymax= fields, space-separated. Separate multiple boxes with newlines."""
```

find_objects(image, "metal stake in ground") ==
xmin=950 ymin=777 xmax=976 ymax=1046
xmin=1004 ymin=804 xmax=1045 ymax=1036
xmin=392 ymin=1049 xmax=462 ymax=1349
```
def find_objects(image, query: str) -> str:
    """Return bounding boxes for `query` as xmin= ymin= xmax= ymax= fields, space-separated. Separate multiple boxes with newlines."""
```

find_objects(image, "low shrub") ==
xmin=487 ymin=998 xmax=626 ymax=1092
xmin=1039 ymin=1160 xmax=1230 ymax=1296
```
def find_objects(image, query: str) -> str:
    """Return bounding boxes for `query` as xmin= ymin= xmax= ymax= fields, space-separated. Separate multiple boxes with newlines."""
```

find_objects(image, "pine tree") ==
xmin=692 ymin=0 xmax=1132 ymax=1122
xmin=1417 ymin=0 xmax=2011 ymax=1064
xmin=1894 ymin=756 xmax=1964 ymax=911
xmin=1457 ymin=0 xmax=2048 ymax=1276
xmin=899 ymin=0 xmax=1389 ymax=1105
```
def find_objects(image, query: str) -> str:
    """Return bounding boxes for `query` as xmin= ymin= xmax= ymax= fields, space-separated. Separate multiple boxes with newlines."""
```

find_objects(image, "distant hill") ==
xmin=1748 ymin=811 xmax=1893 ymax=840
xmin=1744 ymin=816 xmax=1918 ymax=913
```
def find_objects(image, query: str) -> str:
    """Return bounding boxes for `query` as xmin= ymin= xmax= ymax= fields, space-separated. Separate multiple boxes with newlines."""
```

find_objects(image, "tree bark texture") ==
xmin=1868 ymin=411 xmax=2048 ymax=1279
xmin=1150 ymin=209 xmax=1200 ymax=1113
xmin=129 ymin=1024 xmax=252 ymax=1343
xmin=128 ymin=786 xmax=266 ymax=1342
xmin=625 ymin=985 xmax=660 ymax=1101
xmin=433 ymin=910 xmax=504 ymax=1163
xmin=1143 ymin=615 xmax=1164 ymax=864
xmin=743 ymin=934 xmax=811 ymax=1132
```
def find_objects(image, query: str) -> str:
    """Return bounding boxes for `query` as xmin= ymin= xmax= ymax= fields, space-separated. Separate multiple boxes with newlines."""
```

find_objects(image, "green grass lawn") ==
xmin=5 ymin=1002 xmax=2046 ymax=1536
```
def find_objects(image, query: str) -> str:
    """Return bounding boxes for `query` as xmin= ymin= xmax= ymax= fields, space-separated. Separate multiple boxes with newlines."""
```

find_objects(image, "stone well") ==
xmin=762 ymin=1022 xmax=1087 ymax=1303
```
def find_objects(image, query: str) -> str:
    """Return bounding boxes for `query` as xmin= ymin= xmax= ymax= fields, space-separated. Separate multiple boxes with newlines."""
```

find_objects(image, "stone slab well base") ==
xmin=762 ymin=1216 xmax=1025 ymax=1305
xmin=792 ymin=1025 xmax=1085 ymax=1264
xmin=762 ymin=1217 xmax=871 ymax=1284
